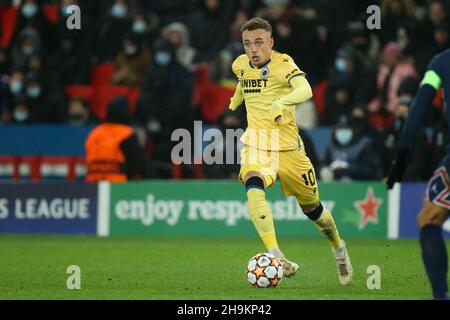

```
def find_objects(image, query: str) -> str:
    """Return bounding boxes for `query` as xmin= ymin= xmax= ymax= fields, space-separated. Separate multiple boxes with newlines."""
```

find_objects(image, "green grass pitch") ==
xmin=0 ymin=235 xmax=447 ymax=300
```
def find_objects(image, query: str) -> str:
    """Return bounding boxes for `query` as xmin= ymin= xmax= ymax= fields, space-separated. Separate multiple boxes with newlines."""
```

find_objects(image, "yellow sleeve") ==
xmin=229 ymin=82 xmax=244 ymax=111
xmin=270 ymin=76 xmax=313 ymax=124
xmin=277 ymin=76 xmax=313 ymax=108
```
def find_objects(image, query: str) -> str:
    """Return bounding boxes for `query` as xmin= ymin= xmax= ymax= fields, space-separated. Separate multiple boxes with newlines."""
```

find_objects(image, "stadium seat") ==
xmin=65 ymin=85 xmax=96 ymax=104
xmin=193 ymin=66 xmax=235 ymax=124
xmin=0 ymin=156 xmax=20 ymax=181
xmin=313 ymin=80 xmax=328 ymax=115
xmin=65 ymin=85 xmax=98 ymax=113
xmin=93 ymin=85 xmax=130 ymax=120
xmin=42 ymin=4 xmax=59 ymax=24
xmin=127 ymin=87 xmax=141 ymax=113
xmin=90 ymin=64 xmax=116 ymax=88
xmin=0 ymin=6 xmax=18 ymax=48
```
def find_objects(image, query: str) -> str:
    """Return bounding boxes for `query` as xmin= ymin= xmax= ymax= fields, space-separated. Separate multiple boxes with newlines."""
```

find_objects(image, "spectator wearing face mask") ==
xmin=326 ymin=44 xmax=377 ymax=123
xmin=43 ymin=0 xmax=92 ymax=86
xmin=94 ymin=0 xmax=134 ymax=63
xmin=112 ymin=34 xmax=152 ymax=87
xmin=135 ymin=38 xmax=194 ymax=178
xmin=24 ymin=72 xmax=42 ymax=113
xmin=8 ymin=96 xmax=33 ymax=125
xmin=319 ymin=116 xmax=383 ymax=181
xmin=20 ymin=71 xmax=65 ymax=123
xmin=11 ymin=0 xmax=56 ymax=54
xmin=162 ymin=22 xmax=198 ymax=70
xmin=10 ymin=28 xmax=42 ymax=73
xmin=8 ymin=70 xmax=26 ymax=101
xmin=130 ymin=13 xmax=158 ymax=48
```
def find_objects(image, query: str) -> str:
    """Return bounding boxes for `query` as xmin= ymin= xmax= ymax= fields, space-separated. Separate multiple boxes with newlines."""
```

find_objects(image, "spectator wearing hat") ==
xmin=162 ymin=22 xmax=198 ymax=70
xmin=11 ymin=0 xmax=57 ymax=54
xmin=325 ymin=43 xmax=377 ymax=124
xmin=319 ymin=115 xmax=382 ymax=181
xmin=135 ymin=38 xmax=194 ymax=178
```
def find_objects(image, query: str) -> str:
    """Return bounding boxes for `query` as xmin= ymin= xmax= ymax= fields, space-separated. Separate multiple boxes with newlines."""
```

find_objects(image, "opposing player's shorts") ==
xmin=426 ymin=166 xmax=450 ymax=210
xmin=239 ymin=142 xmax=319 ymax=205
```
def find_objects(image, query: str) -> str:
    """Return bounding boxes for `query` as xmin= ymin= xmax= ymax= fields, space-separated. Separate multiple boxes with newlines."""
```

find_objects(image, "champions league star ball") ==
xmin=246 ymin=253 xmax=284 ymax=288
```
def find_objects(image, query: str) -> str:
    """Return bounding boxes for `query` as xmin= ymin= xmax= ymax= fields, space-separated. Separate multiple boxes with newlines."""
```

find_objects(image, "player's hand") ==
xmin=229 ymin=100 xmax=239 ymax=111
xmin=386 ymin=148 xmax=409 ymax=190
xmin=270 ymin=101 xmax=284 ymax=125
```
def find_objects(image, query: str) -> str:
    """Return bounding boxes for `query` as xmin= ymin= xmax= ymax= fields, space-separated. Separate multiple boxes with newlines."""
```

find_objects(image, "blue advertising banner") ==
xmin=399 ymin=183 xmax=450 ymax=238
xmin=0 ymin=183 xmax=97 ymax=235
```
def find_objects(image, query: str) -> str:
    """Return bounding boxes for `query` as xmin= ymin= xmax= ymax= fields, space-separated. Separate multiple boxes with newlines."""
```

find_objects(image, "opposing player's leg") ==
xmin=418 ymin=166 xmax=450 ymax=299
xmin=279 ymin=148 xmax=352 ymax=285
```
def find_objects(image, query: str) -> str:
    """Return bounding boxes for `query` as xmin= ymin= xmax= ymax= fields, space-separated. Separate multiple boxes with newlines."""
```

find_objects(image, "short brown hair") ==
xmin=240 ymin=18 xmax=272 ymax=34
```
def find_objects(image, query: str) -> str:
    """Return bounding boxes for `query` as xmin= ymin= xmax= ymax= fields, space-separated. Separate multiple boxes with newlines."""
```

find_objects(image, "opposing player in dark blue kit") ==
xmin=387 ymin=49 xmax=450 ymax=300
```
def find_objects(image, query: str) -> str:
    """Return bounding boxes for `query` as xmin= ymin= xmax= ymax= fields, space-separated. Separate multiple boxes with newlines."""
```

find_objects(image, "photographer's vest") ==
xmin=85 ymin=124 xmax=133 ymax=183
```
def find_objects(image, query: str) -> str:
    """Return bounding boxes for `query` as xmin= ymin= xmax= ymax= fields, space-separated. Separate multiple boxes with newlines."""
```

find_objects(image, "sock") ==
xmin=269 ymin=247 xmax=285 ymax=260
xmin=420 ymin=225 xmax=449 ymax=299
xmin=313 ymin=208 xmax=342 ymax=250
xmin=247 ymin=188 xmax=278 ymax=251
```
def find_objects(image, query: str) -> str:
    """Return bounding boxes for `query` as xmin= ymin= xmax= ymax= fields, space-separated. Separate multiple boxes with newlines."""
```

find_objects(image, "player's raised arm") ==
xmin=271 ymin=75 xmax=313 ymax=125
xmin=387 ymin=54 xmax=444 ymax=189
xmin=229 ymin=82 xmax=244 ymax=111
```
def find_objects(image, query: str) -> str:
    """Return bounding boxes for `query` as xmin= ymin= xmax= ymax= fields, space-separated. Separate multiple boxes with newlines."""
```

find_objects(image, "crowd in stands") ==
xmin=0 ymin=0 xmax=449 ymax=181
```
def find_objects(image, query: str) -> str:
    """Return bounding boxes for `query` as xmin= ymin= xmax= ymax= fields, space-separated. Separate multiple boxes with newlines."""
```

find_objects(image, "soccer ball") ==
xmin=246 ymin=253 xmax=283 ymax=288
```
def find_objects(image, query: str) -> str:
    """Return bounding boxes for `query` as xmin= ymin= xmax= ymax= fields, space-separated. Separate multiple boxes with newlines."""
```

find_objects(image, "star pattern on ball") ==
xmin=252 ymin=266 xmax=266 ymax=279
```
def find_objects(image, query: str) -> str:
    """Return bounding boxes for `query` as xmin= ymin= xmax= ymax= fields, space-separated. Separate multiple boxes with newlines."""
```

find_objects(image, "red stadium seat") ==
xmin=65 ymin=85 xmax=97 ymax=112
xmin=193 ymin=66 xmax=234 ymax=124
xmin=42 ymin=4 xmax=59 ymax=24
xmin=93 ymin=85 xmax=129 ymax=120
xmin=0 ymin=6 xmax=18 ymax=48
xmin=313 ymin=80 xmax=328 ymax=115
xmin=65 ymin=85 xmax=96 ymax=104
xmin=127 ymin=87 xmax=141 ymax=113
xmin=91 ymin=64 xmax=116 ymax=88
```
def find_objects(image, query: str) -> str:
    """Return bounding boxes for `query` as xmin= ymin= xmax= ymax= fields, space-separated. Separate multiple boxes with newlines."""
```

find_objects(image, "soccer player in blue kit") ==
xmin=387 ymin=49 xmax=450 ymax=300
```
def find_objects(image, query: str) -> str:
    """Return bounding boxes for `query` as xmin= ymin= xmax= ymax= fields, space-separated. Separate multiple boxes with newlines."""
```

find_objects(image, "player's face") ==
xmin=242 ymin=29 xmax=274 ymax=68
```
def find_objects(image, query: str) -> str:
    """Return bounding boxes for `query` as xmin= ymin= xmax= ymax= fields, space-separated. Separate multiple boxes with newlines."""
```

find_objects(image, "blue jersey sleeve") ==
xmin=399 ymin=50 xmax=450 ymax=148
